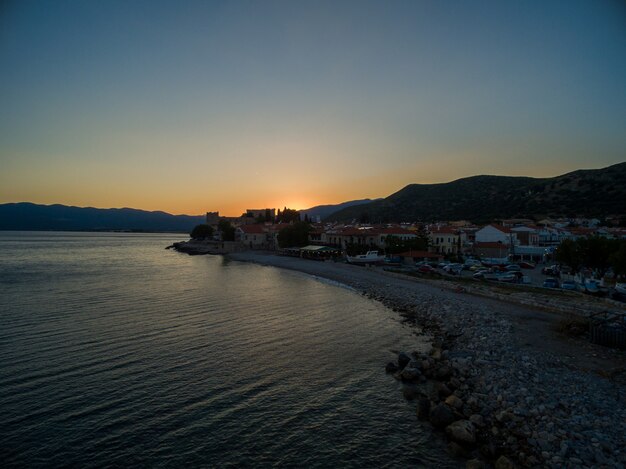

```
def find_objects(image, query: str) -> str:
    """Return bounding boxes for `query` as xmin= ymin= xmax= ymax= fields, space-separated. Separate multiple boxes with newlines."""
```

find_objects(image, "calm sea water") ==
xmin=0 ymin=232 xmax=457 ymax=468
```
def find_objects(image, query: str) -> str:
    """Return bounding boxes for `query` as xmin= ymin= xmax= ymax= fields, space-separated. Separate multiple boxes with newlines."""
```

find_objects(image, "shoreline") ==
xmin=225 ymin=251 xmax=626 ymax=468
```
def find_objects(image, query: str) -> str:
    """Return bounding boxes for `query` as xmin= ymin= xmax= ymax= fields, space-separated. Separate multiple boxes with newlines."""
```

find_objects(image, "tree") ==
xmin=218 ymin=220 xmax=236 ymax=241
xmin=277 ymin=207 xmax=300 ymax=223
xmin=610 ymin=242 xmax=626 ymax=277
xmin=383 ymin=232 xmax=429 ymax=255
xmin=277 ymin=221 xmax=311 ymax=248
xmin=556 ymin=236 xmax=626 ymax=276
xmin=190 ymin=224 xmax=214 ymax=239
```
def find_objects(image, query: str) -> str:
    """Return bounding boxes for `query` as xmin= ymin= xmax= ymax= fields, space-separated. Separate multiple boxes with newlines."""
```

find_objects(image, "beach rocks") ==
xmin=385 ymin=362 xmax=399 ymax=373
xmin=400 ymin=366 xmax=422 ymax=381
xmin=429 ymin=403 xmax=456 ymax=429
xmin=416 ymin=397 xmax=430 ymax=420
xmin=444 ymin=395 xmax=463 ymax=410
xmin=397 ymin=352 xmax=412 ymax=369
xmin=494 ymin=455 xmax=515 ymax=469
xmin=446 ymin=420 xmax=476 ymax=445
xmin=230 ymin=251 xmax=626 ymax=469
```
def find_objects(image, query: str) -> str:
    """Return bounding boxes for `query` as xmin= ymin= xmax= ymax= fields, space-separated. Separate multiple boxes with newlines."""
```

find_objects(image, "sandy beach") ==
xmin=229 ymin=251 xmax=626 ymax=468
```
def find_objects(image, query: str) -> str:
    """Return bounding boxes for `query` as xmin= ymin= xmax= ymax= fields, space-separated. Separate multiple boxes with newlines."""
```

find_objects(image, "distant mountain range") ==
xmin=299 ymin=198 xmax=380 ymax=220
xmin=3 ymin=163 xmax=624 ymax=231
xmin=0 ymin=203 xmax=204 ymax=232
xmin=327 ymin=162 xmax=626 ymax=223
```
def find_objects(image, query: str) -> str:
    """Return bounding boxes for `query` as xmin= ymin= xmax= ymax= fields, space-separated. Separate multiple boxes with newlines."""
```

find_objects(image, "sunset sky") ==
xmin=1 ymin=0 xmax=625 ymax=216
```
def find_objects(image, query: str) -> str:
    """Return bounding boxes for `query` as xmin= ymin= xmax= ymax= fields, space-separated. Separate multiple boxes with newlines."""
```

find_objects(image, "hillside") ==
xmin=0 ymin=203 xmax=204 ymax=232
xmin=299 ymin=198 xmax=379 ymax=220
xmin=326 ymin=162 xmax=626 ymax=223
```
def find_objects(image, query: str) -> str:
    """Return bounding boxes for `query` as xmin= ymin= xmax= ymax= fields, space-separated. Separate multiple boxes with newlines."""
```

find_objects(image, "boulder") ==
xmin=436 ymin=382 xmax=453 ymax=398
xmin=385 ymin=362 xmax=399 ymax=373
xmin=466 ymin=459 xmax=485 ymax=469
xmin=445 ymin=395 xmax=464 ymax=410
xmin=398 ymin=352 xmax=412 ymax=369
xmin=402 ymin=386 xmax=420 ymax=400
xmin=416 ymin=397 xmax=431 ymax=420
xmin=400 ymin=366 xmax=422 ymax=381
xmin=495 ymin=455 xmax=515 ymax=469
xmin=469 ymin=414 xmax=485 ymax=428
xmin=448 ymin=441 xmax=468 ymax=458
xmin=434 ymin=365 xmax=453 ymax=381
xmin=429 ymin=403 xmax=456 ymax=429
xmin=446 ymin=420 xmax=476 ymax=445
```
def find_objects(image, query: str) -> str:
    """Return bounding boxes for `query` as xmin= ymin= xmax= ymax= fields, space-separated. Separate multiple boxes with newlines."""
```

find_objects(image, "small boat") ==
xmin=346 ymin=250 xmax=385 ymax=265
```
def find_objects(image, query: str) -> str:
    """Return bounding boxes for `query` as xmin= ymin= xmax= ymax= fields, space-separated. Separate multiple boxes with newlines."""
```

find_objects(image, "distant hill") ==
xmin=0 ymin=203 xmax=205 ymax=232
xmin=326 ymin=162 xmax=626 ymax=223
xmin=299 ymin=199 xmax=380 ymax=221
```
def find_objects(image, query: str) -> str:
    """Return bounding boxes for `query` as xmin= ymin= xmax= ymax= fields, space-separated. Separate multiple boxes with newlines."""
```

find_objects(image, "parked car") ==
xmin=443 ymin=263 xmax=463 ymax=275
xmin=542 ymin=265 xmax=560 ymax=276
xmin=518 ymin=261 xmax=536 ymax=269
xmin=543 ymin=278 xmax=560 ymax=289
xmin=561 ymin=280 xmax=578 ymax=291
xmin=505 ymin=264 xmax=521 ymax=272
xmin=417 ymin=264 xmax=436 ymax=274
xmin=469 ymin=264 xmax=484 ymax=272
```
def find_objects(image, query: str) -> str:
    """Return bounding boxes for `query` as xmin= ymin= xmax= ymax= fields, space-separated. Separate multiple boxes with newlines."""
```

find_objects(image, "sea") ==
xmin=0 ymin=232 xmax=458 ymax=468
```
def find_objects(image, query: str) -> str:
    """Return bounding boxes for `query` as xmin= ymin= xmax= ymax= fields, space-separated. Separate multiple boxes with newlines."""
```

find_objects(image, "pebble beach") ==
xmin=228 ymin=251 xmax=626 ymax=469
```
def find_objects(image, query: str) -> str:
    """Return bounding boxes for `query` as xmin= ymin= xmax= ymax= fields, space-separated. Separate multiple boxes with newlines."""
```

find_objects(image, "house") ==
xmin=428 ymin=228 xmax=463 ymax=255
xmin=376 ymin=227 xmax=418 ymax=249
xmin=475 ymin=225 xmax=517 ymax=245
xmin=510 ymin=226 xmax=539 ymax=246
xmin=236 ymin=224 xmax=268 ymax=249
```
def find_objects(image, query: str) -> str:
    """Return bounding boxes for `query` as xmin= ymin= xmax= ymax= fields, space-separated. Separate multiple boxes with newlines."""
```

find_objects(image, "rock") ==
xmin=448 ymin=441 xmax=468 ymax=458
xmin=466 ymin=459 xmax=485 ymax=469
xmin=445 ymin=395 xmax=464 ymax=410
xmin=400 ymin=366 xmax=422 ymax=381
xmin=469 ymin=414 xmax=485 ymax=428
xmin=416 ymin=398 xmax=431 ymax=420
xmin=446 ymin=419 xmax=476 ymax=445
xmin=385 ymin=362 xmax=398 ymax=373
xmin=495 ymin=455 xmax=515 ymax=469
xmin=402 ymin=386 xmax=420 ymax=400
xmin=430 ymin=403 xmax=457 ymax=429
xmin=434 ymin=365 xmax=453 ymax=381
xmin=436 ymin=382 xmax=453 ymax=398
xmin=398 ymin=352 xmax=412 ymax=369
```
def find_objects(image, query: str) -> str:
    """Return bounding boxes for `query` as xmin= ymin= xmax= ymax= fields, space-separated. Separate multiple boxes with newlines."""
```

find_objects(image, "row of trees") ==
xmin=555 ymin=237 xmax=626 ymax=277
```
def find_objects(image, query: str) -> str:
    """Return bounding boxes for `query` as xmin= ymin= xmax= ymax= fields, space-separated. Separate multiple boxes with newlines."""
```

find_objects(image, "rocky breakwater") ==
xmin=168 ymin=240 xmax=243 ymax=255
xmin=384 ymin=329 xmax=625 ymax=469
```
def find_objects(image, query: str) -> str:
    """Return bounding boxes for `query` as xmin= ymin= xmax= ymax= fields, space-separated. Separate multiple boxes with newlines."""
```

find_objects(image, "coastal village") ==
xmin=172 ymin=208 xmax=626 ymax=469
xmin=176 ymin=208 xmax=626 ymax=297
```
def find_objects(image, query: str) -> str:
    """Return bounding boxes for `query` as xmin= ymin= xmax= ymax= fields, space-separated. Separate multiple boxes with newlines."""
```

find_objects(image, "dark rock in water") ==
xmin=398 ymin=352 xmax=412 ymax=369
xmin=400 ymin=366 xmax=422 ymax=381
xmin=402 ymin=385 xmax=420 ymax=400
xmin=385 ymin=362 xmax=399 ymax=373
xmin=447 ymin=441 xmax=468 ymax=458
xmin=416 ymin=398 xmax=431 ymax=420
xmin=429 ymin=403 xmax=456 ymax=428
xmin=446 ymin=419 xmax=476 ymax=445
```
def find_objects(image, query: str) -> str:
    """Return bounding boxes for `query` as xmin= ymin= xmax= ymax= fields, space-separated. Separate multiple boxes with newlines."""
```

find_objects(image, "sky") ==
xmin=1 ymin=0 xmax=625 ymax=216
